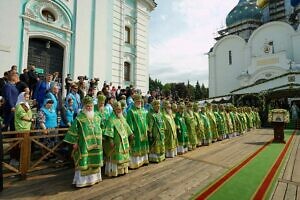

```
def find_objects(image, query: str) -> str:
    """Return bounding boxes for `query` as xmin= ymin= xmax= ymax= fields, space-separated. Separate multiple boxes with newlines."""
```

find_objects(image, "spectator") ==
xmin=66 ymin=83 xmax=81 ymax=117
xmin=38 ymin=99 xmax=58 ymax=149
xmin=34 ymin=73 xmax=53 ymax=109
xmin=0 ymin=96 xmax=4 ymax=127
xmin=116 ymin=85 xmax=121 ymax=99
xmin=28 ymin=65 xmax=39 ymax=96
xmin=16 ymin=75 xmax=28 ymax=94
xmin=105 ymin=96 xmax=115 ymax=115
xmin=45 ymin=83 xmax=60 ymax=113
xmin=126 ymin=89 xmax=134 ymax=113
xmin=87 ymin=86 xmax=97 ymax=105
xmin=65 ymin=74 xmax=73 ymax=94
xmin=10 ymin=65 xmax=18 ymax=75
xmin=60 ymin=98 xmax=74 ymax=128
xmin=20 ymin=68 xmax=29 ymax=86
xmin=2 ymin=72 xmax=19 ymax=131
xmin=0 ymin=71 xmax=9 ymax=96
xmin=291 ymin=102 xmax=300 ymax=120
xmin=15 ymin=92 xmax=34 ymax=131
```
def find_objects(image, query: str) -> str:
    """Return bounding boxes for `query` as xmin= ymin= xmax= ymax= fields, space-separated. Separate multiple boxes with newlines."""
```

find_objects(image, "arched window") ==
xmin=228 ymin=50 xmax=232 ymax=65
xmin=124 ymin=62 xmax=131 ymax=81
xmin=42 ymin=10 xmax=56 ymax=23
xmin=125 ymin=26 xmax=130 ymax=44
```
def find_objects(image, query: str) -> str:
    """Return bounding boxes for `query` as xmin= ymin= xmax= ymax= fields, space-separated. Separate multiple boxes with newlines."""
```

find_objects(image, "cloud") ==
xmin=149 ymin=0 xmax=237 ymax=86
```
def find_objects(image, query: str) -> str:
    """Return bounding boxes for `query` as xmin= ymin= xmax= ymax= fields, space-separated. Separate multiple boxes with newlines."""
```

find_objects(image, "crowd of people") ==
xmin=0 ymin=65 xmax=262 ymax=188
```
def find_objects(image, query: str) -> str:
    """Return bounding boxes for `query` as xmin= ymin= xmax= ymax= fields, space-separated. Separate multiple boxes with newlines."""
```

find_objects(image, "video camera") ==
xmin=77 ymin=76 xmax=88 ymax=81
xmin=89 ymin=78 xmax=100 ymax=89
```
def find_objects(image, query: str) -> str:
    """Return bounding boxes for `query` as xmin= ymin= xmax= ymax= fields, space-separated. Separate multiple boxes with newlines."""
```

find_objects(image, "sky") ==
xmin=149 ymin=0 xmax=238 ymax=86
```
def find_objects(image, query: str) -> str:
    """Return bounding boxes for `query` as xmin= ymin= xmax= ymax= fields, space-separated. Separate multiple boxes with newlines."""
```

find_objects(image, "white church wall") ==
xmin=212 ymin=35 xmax=246 ymax=97
xmin=136 ymin=0 xmax=150 ymax=94
xmin=248 ymin=22 xmax=294 ymax=62
xmin=73 ymin=0 xmax=92 ymax=79
xmin=0 ymin=0 xmax=21 ymax=73
xmin=292 ymin=32 xmax=300 ymax=64
xmin=111 ymin=0 xmax=124 ymax=85
xmin=92 ymin=0 xmax=113 ymax=84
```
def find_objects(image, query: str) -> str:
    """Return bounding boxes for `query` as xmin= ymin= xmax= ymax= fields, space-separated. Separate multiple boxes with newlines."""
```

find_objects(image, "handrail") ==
xmin=1 ymin=127 xmax=70 ymax=184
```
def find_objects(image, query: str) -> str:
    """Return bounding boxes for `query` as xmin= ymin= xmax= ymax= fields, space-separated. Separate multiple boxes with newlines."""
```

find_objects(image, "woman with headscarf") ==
xmin=38 ymin=98 xmax=58 ymax=149
xmin=14 ymin=92 xmax=34 ymax=131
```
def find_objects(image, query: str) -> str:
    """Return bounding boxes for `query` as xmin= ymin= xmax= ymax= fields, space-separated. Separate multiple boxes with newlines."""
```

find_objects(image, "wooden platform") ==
xmin=1 ymin=129 xmax=297 ymax=200
xmin=271 ymin=129 xmax=300 ymax=200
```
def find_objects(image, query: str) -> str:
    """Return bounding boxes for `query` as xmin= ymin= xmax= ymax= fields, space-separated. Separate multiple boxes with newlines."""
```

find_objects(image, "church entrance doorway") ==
xmin=27 ymin=37 xmax=64 ymax=82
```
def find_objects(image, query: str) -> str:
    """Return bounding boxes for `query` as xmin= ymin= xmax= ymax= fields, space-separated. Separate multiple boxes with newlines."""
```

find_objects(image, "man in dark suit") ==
xmin=28 ymin=65 xmax=39 ymax=96
xmin=0 ymin=72 xmax=9 ymax=96
xmin=2 ymin=72 xmax=19 ymax=131
xmin=20 ymin=68 xmax=29 ymax=86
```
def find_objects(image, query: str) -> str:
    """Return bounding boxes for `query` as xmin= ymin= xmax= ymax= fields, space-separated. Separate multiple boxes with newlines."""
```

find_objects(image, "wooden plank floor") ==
xmin=271 ymin=130 xmax=300 ymax=200
xmin=1 ymin=129 xmax=289 ymax=200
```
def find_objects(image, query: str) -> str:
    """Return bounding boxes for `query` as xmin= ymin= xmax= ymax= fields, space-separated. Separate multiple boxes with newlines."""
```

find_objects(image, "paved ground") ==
xmin=1 ymin=128 xmax=298 ymax=200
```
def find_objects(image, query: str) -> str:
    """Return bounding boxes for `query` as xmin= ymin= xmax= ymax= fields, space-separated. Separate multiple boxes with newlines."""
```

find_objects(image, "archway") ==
xmin=27 ymin=38 xmax=64 ymax=81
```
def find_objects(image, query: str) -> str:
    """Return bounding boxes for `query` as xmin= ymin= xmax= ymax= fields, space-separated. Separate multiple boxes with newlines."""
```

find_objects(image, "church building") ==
xmin=209 ymin=0 xmax=300 ymax=105
xmin=0 ymin=0 xmax=156 ymax=94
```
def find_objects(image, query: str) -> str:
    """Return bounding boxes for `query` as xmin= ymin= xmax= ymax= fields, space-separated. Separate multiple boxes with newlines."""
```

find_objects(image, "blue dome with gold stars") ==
xmin=226 ymin=0 xmax=263 ymax=27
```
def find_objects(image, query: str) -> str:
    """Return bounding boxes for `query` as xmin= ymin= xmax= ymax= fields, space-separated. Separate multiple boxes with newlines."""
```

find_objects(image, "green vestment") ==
xmin=184 ymin=111 xmax=198 ymax=148
xmin=174 ymin=112 xmax=188 ymax=147
xmin=214 ymin=112 xmax=226 ymax=137
xmin=194 ymin=112 xmax=206 ymax=142
xmin=95 ymin=106 xmax=110 ymax=129
xmin=200 ymin=113 xmax=212 ymax=140
xmin=64 ymin=112 xmax=103 ymax=175
xmin=126 ymin=106 xmax=149 ymax=156
xmin=163 ymin=112 xmax=177 ymax=151
xmin=104 ymin=113 xmax=133 ymax=165
xmin=147 ymin=110 xmax=165 ymax=158
xmin=207 ymin=111 xmax=219 ymax=139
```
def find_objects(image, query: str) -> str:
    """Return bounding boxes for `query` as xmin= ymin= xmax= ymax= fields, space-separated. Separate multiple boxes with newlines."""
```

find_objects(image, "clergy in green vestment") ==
xmin=225 ymin=105 xmax=234 ymax=138
xmin=126 ymin=94 xmax=149 ymax=169
xmin=245 ymin=107 xmax=253 ymax=130
xmin=147 ymin=100 xmax=166 ymax=162
xmin=232 ymin=107 xmax=242 ymax=135
xmin=200 ymin=106 xmax=213 ymax=145
xmin=175 ymin=102 xmax=188 ymax=154
xmin=104 ymin=101 xmax=133 ymax=177
xmin=218 ymin=104 xmax=229 ymax=138
xmin=213 ymin=104 xmax=226 ymax=140
xmin=95 ymin=95 xmax=110 ymax=130
xmin=64 ymin=96 xmax=103 ymax=188
xmin=254 ymin=108 xmax=261 ymax=128
xmin=185 ymin=102 xmax=198 ymax=150
xmin=240 ymin=107 xmax=248 ymax=133
xmin=206 ymin=103 xmax=219 ymax=142
xmin=193 ymin=103 xmax=206 ymax=146
xmin=172 ymin=103 xmax=178 ymax=117
xmin=162 ymin=100 xmax=178 ymax=158
xmin=228 ymin=106 xmax=237 ymax=137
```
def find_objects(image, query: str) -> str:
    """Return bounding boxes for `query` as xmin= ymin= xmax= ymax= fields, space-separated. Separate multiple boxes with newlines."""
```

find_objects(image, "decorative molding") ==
xmin=24 ymin=0 xmax=71 ymax=30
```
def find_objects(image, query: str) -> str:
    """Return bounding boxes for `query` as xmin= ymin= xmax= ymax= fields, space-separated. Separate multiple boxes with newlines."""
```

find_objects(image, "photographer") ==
xmin=65 ymin=74 xmax=73 ymax=94
xmin=77 ymin=76 xmax=88 ymax=100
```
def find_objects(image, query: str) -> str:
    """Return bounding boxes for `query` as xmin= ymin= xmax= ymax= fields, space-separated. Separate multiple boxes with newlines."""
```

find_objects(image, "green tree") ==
xmin=194 ymin=81 xmax=202 ymax=100
xmin=201 ymin=83 xmax=208 ymax=99
xmin=149 ymin=76 xmax=163 ymax=92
